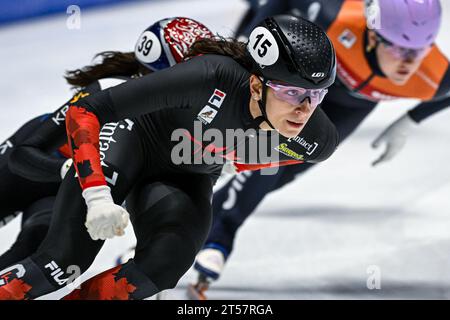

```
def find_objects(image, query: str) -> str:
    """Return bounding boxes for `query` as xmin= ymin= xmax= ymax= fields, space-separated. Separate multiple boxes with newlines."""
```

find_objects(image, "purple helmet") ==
xmin=366 ymin=0 xmax=442 ymax=49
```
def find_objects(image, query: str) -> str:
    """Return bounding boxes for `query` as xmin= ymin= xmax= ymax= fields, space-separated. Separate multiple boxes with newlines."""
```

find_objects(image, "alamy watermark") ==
xmin=366 ymin=265 xmax=382 ymax=290
xmin=171 ymin=121 xmax=281 ymax=175
xmin=365 ymin=0 xmax=381 ymax=30
xmin=0 ymin=262 xmax=82 ymax=291
xmin=66 ymin=5 xmax=81 ymax=30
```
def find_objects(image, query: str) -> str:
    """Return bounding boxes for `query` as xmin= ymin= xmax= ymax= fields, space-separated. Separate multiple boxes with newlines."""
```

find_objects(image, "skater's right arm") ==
xmin=371 ymin=64 xmax=450 ymax=166
xmin=66 ymin=56 xmax=215 ymax=190
xmin=65 ymin=57 xmax=217 ymax=241
xmin=8 ymin=83 xmax=101 ymax=182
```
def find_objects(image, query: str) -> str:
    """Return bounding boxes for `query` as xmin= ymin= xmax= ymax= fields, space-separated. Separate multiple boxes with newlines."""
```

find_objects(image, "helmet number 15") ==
xmin=137 ymin=36 xmax=154 ymax=56
xmin=253 ymin=33 xmax=273 ymax=58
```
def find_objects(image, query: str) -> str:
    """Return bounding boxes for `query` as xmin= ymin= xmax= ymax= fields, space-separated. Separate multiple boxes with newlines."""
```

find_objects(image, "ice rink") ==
xmin=1 ymin=0 xmax=450 ymax=299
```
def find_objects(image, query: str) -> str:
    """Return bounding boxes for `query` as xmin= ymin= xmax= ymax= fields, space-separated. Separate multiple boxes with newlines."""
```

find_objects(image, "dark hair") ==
xmin=186 ymin=37 xmax=253 ymax=70
xmin=66 ymin=38 xmax=252 ymax=88
xmin=65 ymin=51 xmax=150 ymax=88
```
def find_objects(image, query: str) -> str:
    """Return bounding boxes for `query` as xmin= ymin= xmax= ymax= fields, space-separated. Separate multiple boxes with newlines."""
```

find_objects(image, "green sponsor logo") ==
xmin=275 ymin=143 xmax=304 ymax=161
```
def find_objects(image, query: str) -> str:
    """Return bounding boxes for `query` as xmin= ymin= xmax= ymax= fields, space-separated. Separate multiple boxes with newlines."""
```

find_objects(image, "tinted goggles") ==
xmin=375 ymin=33 xmax=431 ymax=60
xmin=265 ymin=80 xmax=328 ymax=107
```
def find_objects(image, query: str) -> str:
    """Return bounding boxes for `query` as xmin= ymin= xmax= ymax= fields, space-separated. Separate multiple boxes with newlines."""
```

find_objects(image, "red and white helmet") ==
xmin=135 ymin=17 xmax=214 ymax=71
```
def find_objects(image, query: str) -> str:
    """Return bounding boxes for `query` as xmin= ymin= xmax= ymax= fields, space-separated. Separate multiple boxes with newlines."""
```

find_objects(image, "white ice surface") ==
xmin=1 ymin=0 xmax=450 ymax=300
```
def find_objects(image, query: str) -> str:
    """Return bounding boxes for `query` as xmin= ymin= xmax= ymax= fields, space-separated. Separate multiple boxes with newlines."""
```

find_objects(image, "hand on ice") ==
xmin=371 ymin=113 xmax=417 ymax=167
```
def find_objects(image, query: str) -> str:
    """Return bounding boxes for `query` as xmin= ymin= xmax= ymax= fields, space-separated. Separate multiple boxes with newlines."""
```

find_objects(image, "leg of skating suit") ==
xmin=0 ymin=197 xmax=54 ymax=270
xmin=0 ymin=119 xmax=144 ymax=300
xmin=205 ymin=166 xmax=305 ymax=253
xmin=63 ymin=174 xmax=213 ymax=300
xmin=0 ymin=115 xmax=60 ymax=227
xmin=207 ymin=102 xmax=376 ymax=253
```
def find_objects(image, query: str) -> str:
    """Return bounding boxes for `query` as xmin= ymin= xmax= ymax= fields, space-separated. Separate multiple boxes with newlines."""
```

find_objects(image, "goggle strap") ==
xmin=251 ymin=115 xmax=268 ymax=128
xmin=259 ymin=83 xmax=275 ymax=130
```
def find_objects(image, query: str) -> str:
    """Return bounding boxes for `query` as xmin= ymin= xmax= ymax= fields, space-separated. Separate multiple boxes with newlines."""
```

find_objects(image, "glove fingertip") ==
xmin=373 ymin=155 xmax=386 ymax=166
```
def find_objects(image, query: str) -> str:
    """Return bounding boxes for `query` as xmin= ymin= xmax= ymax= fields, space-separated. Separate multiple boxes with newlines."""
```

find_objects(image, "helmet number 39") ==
xmin=137 ymin=36 xmax=153 ymax=56
xmin=248 ymin=27 xmax=279 ymax=66
xmin=134 ymin=31 xmax=162 ymax=64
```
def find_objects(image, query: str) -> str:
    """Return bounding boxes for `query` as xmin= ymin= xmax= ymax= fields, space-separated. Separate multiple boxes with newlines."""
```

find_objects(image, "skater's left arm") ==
xmin=371 ymin=78 xmax=450 ymax=166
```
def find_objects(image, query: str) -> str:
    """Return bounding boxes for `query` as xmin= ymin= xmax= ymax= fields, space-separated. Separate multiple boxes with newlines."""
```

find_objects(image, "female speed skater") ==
xmin=0 ymin=17 xmax=215 ymax=272
xmin=0 ymin=15 xmax=338 ymax=279
xmin=192 ymin=0 xmax=450 ymax=299
xmin=0 ymin=14 xmax=338 ymax=300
